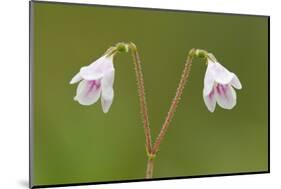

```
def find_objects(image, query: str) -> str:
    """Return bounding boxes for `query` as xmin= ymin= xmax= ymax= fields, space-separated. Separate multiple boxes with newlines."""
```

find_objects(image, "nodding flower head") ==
xmin=203 ymin=54 xmax=242 ymax=112
xmin=70 ymin=53 xmax=115 ymax=113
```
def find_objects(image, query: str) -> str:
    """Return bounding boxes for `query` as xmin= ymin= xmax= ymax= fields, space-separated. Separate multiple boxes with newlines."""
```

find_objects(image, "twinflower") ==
xmin=203 ymin=55 xmax=242 ymax=112
xmin=70 ymin=54 xmax=115 ymax=113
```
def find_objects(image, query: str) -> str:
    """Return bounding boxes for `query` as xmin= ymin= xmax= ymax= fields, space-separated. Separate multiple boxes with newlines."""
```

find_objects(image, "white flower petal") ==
xmin=101 ymin=70 xmax=115 ymax=96
xmin=70 ymin=72 xmax=82 ymax=84
xmin=101 ymin=94 xmax=113 ymax=113
xmin=204 ymin=62 xmax=215 ymax=96
xmin=203 ymin=89 xmax=216 ymax=112
xmin=74 ymin=80 xmax=101 ymax=106
xmin=215 ymin=84 xmax=237 ymax=109
xmin=231 ymin=74 xmax=242 ymax=89
xmin=101 ymin=70 xmax=115 ymax=113
xmin=80 ymin=55 xmax=114 ymax=80
xmin=80 ymin=65 xmax=103 ymax=81
xmin=208 ymin=60 xmax=234 ymax=84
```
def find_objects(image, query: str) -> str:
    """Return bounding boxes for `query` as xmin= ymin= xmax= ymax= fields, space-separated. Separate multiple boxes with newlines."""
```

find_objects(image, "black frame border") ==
xmin=29 ymin=0 xmax=270 ymax=188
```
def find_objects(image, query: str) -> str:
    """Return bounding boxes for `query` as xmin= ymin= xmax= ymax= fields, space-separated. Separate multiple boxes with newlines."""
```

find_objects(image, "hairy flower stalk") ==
xmin=120 ymin=42 xmax=154 ymax=178
xmin=151 ymin=49 xmax=196 ymax=156
xmin=128 ymin=42 xmax=153 ymax=154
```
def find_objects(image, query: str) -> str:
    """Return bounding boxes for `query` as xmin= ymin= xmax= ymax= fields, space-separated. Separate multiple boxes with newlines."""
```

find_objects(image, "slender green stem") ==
xmin=151 ymin=49 xmax=196 ymax=155
xmin=129 ymin=42 xmax=153 ymax=154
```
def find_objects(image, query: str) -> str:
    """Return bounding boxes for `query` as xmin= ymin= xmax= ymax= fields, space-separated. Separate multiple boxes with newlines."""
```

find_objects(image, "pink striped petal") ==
xmin=74 ymin=80 xmax=101 ymax=106
xmin=215 ymin=84 xmax=236 ymax=109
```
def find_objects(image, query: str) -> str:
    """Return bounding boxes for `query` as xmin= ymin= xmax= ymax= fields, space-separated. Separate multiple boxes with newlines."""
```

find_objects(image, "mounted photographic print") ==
xmin=29 ymin=0 xmax=270 ymax=188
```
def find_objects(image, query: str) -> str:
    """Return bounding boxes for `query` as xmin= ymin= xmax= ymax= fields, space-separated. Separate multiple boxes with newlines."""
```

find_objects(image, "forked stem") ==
xmin=125 ymin=43 xmax=197 ymax=179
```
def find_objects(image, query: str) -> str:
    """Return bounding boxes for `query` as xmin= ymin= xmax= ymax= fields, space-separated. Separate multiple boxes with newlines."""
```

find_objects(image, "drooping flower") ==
xmin=69 ymin=54 xmax=115 ymax=113
xmin=203 ymin=56 xmax=242 ymax=112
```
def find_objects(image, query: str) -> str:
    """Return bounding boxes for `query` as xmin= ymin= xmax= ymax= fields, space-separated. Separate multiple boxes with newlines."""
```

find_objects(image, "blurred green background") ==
xmin=32 ymin=1 xmax=268 ymax=186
